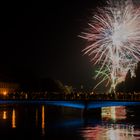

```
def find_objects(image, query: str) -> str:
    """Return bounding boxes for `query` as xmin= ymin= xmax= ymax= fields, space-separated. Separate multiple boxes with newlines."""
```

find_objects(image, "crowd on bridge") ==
xmin=1 ymin=90 xmax=140 ymax=101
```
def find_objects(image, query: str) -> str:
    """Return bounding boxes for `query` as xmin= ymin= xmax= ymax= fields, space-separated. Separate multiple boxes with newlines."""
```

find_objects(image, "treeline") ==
xmin=19 ymin=78 xmax=73 ymax=94
xmin=116 ymin=62 xmax=140 ymax=93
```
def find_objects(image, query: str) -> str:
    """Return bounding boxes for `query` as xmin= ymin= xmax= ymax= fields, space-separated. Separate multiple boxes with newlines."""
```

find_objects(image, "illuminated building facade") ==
xmin=0 ymin=82 xmax=19 ymax=96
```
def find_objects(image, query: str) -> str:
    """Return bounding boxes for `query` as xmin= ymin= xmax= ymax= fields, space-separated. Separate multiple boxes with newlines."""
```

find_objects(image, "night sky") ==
xmin=0 ymin=0 xmax=110 ymax=88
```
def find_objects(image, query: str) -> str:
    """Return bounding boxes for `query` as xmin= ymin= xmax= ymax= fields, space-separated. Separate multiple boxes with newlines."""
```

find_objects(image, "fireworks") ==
xmin=80 ymin=0 xmax=140 ymax=92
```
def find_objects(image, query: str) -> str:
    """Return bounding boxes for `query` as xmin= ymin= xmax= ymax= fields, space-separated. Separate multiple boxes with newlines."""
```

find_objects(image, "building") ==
xmin=0 ymin=82 xmax=19 ymax=96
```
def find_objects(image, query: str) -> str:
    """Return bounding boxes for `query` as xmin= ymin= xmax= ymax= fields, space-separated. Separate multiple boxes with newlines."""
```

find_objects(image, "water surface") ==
xmin=0 ymin=102 xmax=140 ymax=140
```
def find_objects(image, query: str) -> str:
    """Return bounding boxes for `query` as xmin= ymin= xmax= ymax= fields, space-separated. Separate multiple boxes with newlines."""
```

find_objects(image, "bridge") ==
xmin=0 ymin=100 xmax=140 ymax=109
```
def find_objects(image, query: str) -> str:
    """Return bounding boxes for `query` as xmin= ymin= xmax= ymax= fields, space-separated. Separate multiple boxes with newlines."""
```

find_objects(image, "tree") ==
xmin=125 ymin=70 xmax=133 ymax=93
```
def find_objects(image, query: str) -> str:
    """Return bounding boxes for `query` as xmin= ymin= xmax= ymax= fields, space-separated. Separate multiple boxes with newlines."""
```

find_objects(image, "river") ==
xmin=0 ymin=101 xmax=140 ymax=140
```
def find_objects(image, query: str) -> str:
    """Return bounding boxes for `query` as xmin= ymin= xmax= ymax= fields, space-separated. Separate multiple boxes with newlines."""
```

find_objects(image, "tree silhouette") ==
xmin=116 ymin=81 xmax=125 ymax=92
xmin=116 ymin=62 xmax=140 ymax=93
xmin=125 ymin=70 xmax=134 ymax=93
xmin=133 ymin=62 xmax=140 ymax=92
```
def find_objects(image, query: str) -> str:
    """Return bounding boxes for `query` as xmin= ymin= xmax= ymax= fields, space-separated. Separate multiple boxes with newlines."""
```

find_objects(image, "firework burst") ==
xmin=80 ymin=0 xmax=140 ymax=92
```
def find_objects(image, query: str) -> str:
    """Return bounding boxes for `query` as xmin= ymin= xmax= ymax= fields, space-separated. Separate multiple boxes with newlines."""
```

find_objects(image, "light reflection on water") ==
xmin=3 ymin=111 xmax=7 ymax=120
xmin=0 ymin=105 xmax=46 ymax=135
xmin=12 ymin=109 xmax=16 ymax=128
xmin=35 ymin=108 xmax=38 ymax=128
xmin=80 ymin=124 xmax=140 ymax=140
xmin=101 ymin=106 xmax=126 ymax=120
xmin=80 ymin=106 xmax=140 ymax=140
xmin=0 ymin=103 xmax=139 ymax=140
xmin=41 ymin=105 xmax=45 ymax=135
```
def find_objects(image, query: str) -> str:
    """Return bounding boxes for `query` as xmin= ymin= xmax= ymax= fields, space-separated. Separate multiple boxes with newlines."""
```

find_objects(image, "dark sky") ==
xmin=0 ymin=0 xmax=105 ymax=88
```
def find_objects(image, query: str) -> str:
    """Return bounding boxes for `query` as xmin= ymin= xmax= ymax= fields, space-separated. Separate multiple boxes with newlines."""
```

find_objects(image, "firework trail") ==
xmin=80 ymin=0 xmax=140 ymax=92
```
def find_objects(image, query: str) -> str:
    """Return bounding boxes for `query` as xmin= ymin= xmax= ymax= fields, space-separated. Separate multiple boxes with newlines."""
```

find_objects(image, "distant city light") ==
xmin=3 ymin=91 xmax=7 ymax=96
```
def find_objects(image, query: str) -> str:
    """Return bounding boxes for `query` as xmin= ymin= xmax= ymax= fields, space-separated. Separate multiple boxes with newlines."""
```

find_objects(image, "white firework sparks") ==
xmin=80 ymin=0 xmax=140 ymax=92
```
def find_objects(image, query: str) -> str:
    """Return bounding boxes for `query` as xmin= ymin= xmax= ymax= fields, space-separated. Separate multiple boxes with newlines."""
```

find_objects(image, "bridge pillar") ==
xmin=82 ymin=101 xmax=88 ymax=118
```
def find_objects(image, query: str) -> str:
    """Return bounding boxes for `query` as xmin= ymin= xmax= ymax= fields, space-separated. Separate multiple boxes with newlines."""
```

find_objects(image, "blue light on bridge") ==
xmin=0 ymin=100 xmax=140 ymax=109
xmin=45 ymin=101 xmax=85 ymax=109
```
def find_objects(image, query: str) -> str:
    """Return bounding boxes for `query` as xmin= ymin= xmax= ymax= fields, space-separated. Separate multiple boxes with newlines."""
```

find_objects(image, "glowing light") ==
xmin=42 ymin=105 xmax=45 ymax=135
xmin=80 ymin=0 xmax=140 ymax=92
xmin=3 ymin=111 xmax=7 ymax=120
xmin=3 ymin=91 xmax=7 ymax=96
xmin=80 ymin=124 xmax=138 ymax=140
xmin=12 ymin=109 xmax=16 ymax=128
xmin=101 ymin=106 xmax=126 ymax=120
